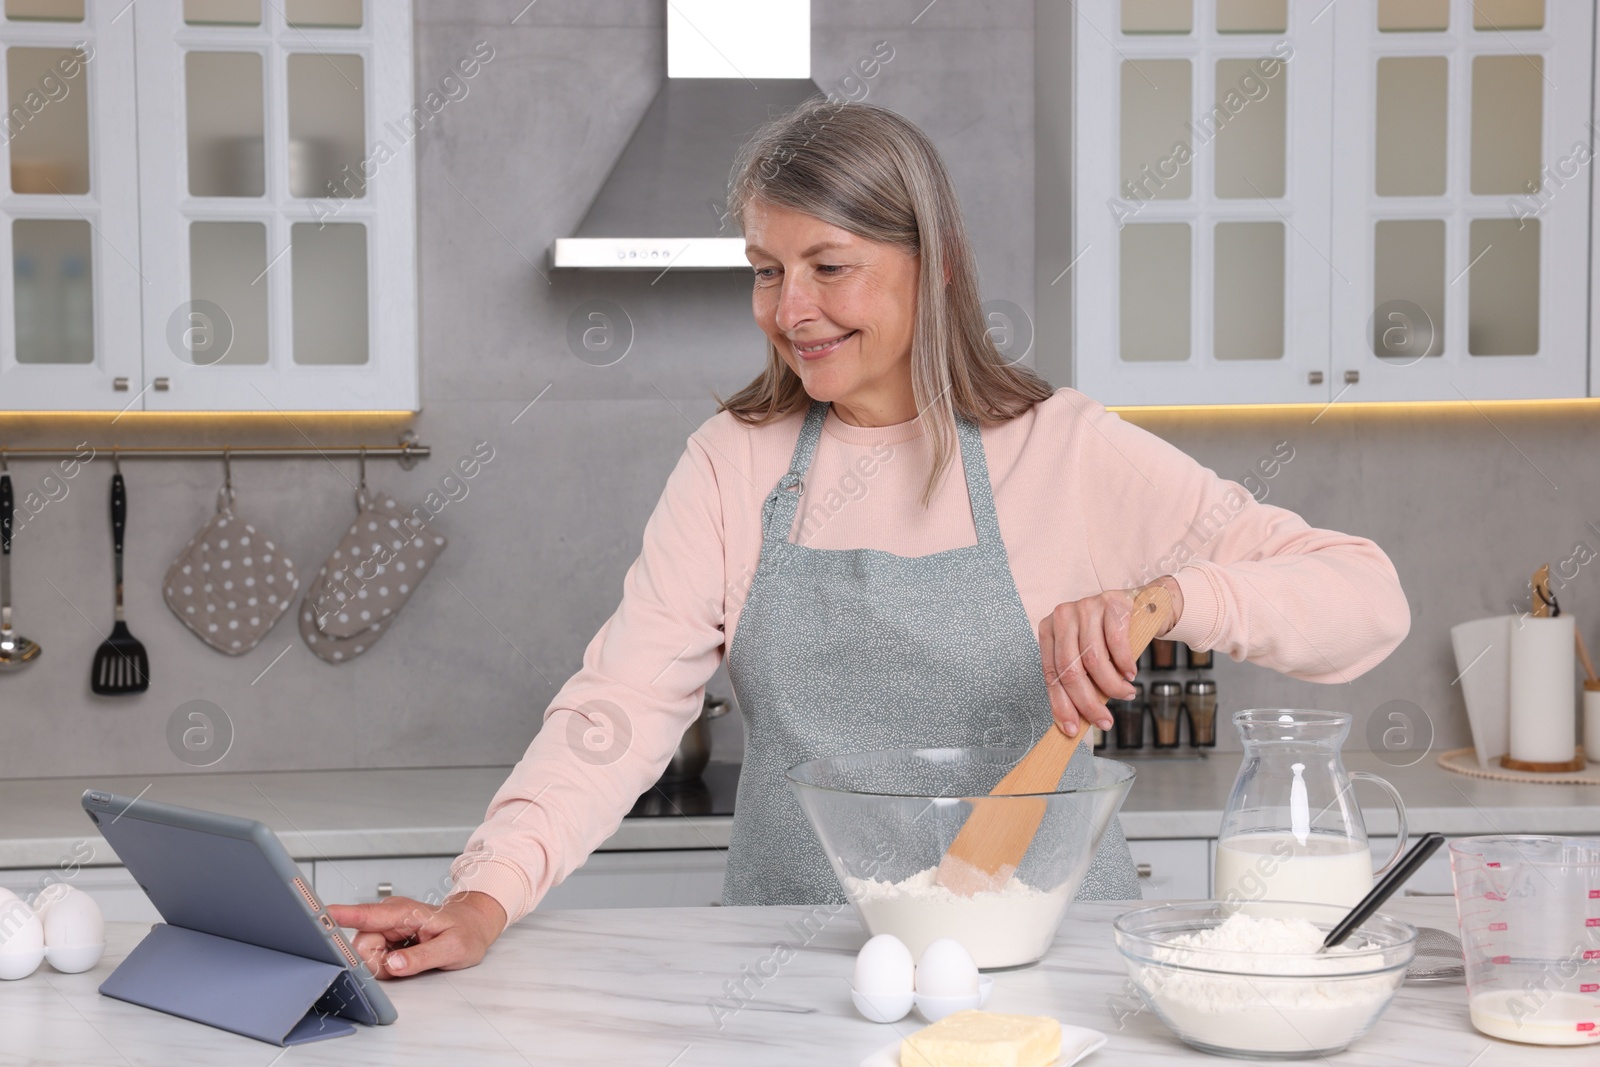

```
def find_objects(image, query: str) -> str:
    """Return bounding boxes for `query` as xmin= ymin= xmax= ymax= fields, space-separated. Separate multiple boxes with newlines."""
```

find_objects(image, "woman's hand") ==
xmin=1038 ymin=577 xmax=1184 ymax=738
xmin=326 ymin=890 xmax=507 ymax=979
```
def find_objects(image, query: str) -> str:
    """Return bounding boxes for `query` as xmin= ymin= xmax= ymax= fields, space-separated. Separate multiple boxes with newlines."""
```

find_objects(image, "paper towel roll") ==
xmin=1508 ymin=616 xmax=1576 ymax=764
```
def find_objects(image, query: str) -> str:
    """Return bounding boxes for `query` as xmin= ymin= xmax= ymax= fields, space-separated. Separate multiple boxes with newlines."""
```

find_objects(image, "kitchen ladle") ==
xmin=0 ymin=466 xmax=41 ymax=672
xmin=1321 ymin=832 xmax=1446 ymax=951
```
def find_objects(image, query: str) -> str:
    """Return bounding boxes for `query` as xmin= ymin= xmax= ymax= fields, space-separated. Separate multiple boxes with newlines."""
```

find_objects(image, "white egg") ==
xmin=915 ymin=937 xmax=979 ymax=999
xmin=854 ymin=933 xmax=915 ymax=995
xmin=0 ymin=888 xmax=45 ymax=980
xmin=852 ymin=934 xmax=915 ymax=1023
xmin=30 ymin=882 xmax=71 ymax=922
xmin=38 ymin=886 xmax=104 ymax=973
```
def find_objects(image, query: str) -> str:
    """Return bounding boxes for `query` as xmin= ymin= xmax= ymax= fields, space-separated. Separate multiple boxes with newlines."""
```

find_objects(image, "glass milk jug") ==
xmin=1213 ymin=710 xmax=1408 ymax=908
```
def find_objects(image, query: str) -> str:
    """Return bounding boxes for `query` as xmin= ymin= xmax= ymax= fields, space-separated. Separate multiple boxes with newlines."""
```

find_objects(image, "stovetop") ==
xmin=627 ymin=761 xmax=740 ymax=818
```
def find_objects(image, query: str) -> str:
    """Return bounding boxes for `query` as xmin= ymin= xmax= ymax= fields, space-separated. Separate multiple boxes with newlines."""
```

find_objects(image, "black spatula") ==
xmin=92 ymin=470 xmax=148 ymax=695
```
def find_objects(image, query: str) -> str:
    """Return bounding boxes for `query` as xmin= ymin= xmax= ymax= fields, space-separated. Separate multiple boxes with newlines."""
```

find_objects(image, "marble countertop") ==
xmin=1 ymin=897 xmax=1587 ymax=1065
xmin=0 ymin=753 xmax=1595 ymax=869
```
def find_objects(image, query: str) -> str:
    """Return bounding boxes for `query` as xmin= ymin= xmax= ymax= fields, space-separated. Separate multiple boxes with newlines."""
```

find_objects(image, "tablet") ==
xmin=82 ymin=789 xmax=397 ymax=1042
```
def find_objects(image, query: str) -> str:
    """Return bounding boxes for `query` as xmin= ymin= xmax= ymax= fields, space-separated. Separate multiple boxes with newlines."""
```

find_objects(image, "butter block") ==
xmin=900 ymin=1010 xmax=1062 ymax=1067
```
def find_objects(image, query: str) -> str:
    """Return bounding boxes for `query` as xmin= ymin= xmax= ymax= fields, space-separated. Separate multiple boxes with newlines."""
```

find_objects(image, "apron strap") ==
xmin=760 ymin=400 xmax=830 ymax=542
xmin=760 ymin=399 xmax=1006 ymax=551
xmin=953 ymin=412 xmax=1004 ymax=550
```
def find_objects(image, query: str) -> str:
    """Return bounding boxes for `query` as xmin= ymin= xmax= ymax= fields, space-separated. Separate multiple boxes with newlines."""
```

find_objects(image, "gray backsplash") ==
xmin=0 ymin=1 xmax=1581 ymax=779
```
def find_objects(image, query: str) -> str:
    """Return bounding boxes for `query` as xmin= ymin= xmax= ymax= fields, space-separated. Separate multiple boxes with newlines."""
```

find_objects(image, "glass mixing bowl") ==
xmin=787 ymin=746 xmax=1134 ymax=968
xmin=1114 ymin=901 xmax=1417 ymax=1059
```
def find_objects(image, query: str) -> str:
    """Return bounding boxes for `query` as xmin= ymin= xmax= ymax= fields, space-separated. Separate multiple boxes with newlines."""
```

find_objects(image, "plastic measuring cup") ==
xmin=1448 ymin=835 xmax=1600 ymax=1046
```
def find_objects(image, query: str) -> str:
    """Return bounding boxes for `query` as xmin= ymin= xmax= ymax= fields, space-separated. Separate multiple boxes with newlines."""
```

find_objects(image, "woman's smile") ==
xmin=792 ymin=330 xmax=857 ymax=360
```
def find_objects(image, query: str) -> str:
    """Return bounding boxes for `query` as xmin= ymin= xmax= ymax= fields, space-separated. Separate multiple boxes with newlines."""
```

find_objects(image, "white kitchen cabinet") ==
xmin=1128 ymin=837 xmax=1210 ymax=900
xmin=314 ymin=849 xmax=731 ymax=911
xmin=1328 ymin=0 xmax=1593 ymax=402
xmin=0 ymin=3 xmax=142 ymax=409
xmin=1063 ymin=0 xmax=1596 ymax=406
xmin=1071 ymin=1 xmax=1334 ymax=406
xmin=0 ymin=0 xmax=418 ymax=412
xmin=0 ymin=860 xmax=312 ymax=922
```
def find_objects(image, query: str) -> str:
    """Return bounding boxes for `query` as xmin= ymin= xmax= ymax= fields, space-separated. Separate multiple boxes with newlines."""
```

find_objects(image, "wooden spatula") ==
xmin=935 ymin=584 xmax=1174 ymax=896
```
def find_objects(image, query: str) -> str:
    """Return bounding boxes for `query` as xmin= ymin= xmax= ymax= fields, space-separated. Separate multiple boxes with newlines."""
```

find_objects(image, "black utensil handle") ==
xmin=1324 ymin=832 xmax=1446 ymax=949
xmin=111 ymin=473 xmax=125 ymax=551
xmin=111 ymin=472 xmax=126 ymax=590
xmin=1 ymin=473 xmax=11 ymax=555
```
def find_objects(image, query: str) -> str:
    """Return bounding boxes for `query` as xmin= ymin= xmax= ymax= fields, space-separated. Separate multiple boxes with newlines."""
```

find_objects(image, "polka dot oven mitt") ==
xmin=164 ymin=494 xmax=299 ymax=655
xmin=299 ymin=588 xmax=390 ymax=664
xmin=304 ymin=487 xmax=445 ymax=658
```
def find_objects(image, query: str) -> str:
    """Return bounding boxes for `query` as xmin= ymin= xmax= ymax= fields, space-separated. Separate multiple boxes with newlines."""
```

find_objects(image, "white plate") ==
xmin=859 ymin=1019 xmax=1107 ymax=1067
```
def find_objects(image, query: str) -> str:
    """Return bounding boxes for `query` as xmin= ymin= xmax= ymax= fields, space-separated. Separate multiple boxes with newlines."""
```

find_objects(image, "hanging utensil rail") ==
xmin=0 ymin=436 xmax=429 ymax=469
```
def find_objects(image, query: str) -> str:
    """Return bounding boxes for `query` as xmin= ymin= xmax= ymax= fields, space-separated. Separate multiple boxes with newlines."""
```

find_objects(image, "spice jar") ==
xmin=1185 ymin=679 xmax=1218 ymax=747
xmin=1149 ymin=638 xmax=1178 ymax=671
xmin=1110 ymin=682 xmax=1146 ymax=749
xmin=1149 ymin=680 xmax=1183 ymax=748
xmin=1185 ymin=643 xmax=1213 ymax=670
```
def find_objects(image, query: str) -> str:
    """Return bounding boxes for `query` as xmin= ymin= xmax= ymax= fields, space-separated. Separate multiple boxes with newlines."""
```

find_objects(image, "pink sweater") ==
xmin=450 ymin=388 xmax=1410 ymax=926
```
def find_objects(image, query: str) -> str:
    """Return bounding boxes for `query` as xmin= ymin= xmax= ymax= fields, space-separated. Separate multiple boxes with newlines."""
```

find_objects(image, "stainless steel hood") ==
xmin=552 ymin=1 xmax=817 ymax=270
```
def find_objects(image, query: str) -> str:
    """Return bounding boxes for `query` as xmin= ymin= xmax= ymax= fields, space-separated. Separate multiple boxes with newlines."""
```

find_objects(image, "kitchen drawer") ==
xmin=314 ymin=850 xmax=731 ymax=910
xmin=1128 ymin=838 xmax=1210 ymax=900
xmin=0 ymin=862 xmax=312 ymax=923
xmin=1370 ymin=836 xmax=1456 ymax=897
xmin=541 ymin=850 xmax=729 ymax=910
xmin=314 ymin=856 xmax=456 ymax=907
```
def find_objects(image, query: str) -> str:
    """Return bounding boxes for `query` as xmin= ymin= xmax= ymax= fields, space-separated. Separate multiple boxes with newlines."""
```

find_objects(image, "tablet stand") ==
xmin=100 ymin=923 xmax=359 ymax=1045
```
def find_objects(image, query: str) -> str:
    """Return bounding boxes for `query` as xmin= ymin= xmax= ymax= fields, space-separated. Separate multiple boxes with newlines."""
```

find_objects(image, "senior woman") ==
xmin=329 ymin=100 xmax=1410 ymax=976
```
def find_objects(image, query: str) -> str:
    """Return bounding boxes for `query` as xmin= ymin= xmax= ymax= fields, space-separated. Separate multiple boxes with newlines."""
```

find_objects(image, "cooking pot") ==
xmin=660 ymin=693 xmax=731 ymax=783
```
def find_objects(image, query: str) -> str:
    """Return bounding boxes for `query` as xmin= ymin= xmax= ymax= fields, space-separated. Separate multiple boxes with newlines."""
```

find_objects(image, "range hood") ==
xmin=552 ymin=1 xmax=820 ymax=270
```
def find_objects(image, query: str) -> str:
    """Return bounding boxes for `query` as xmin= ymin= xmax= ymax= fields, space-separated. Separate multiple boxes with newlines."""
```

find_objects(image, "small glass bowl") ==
xmin=1113 ymin=901 xmax=1417 ymax=1060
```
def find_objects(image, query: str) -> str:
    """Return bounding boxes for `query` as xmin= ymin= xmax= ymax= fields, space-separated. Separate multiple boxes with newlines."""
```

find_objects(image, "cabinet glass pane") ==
xmin=291 ymin=222 xmax=367 ymax=364
xmin=286 ymin=54 xmax=366 ymax=199
xmin=7 ymin=48 xmax=89 ymax=194
xmin=1213 ymin=222 xmax=1283 ymax=360
xmin=186 ymin=52 xmax=265 ymax=197
xmin=190 ymin=222 xmax=268 ymax=366
xmin=1473 ymin=0 xmax=1543 ymax=30
xmin=13 ymin=219 xmax=91 ymax=364
xmin=286 ymin=0 xmax=362 ymax=28
xmin=1213 ymin=58 xmax=1286 ymax=199
xmin=1469 ymin=218 xmax=1539 ymax=355
xmin=1372 ymin=220 xmax=1444 ymax=357
xmin=1217 ymin=0 xmax=1286 ymax=33
xmin=1471 ymin=56 xmax=1542 ymax=195
xmin=1121 ymin=60 xmax=1191 ymax=201
xmin=1122 ymin=0 xmax=1190 ymax=34
xmin=1378 ymin=0 xmax=1448 ymax=31
xmin=184 ymin=0 xmax=259 ymax=24
xmin=1375 ymin=57 xmax=1447 ymax=196
xmin=1120 ymin=223 xmax=1190 ymax=362
xmin=5 ymin=0 xmax=82 ymax=21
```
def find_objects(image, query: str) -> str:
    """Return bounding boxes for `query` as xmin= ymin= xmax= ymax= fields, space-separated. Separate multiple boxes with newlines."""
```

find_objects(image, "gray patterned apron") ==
xmin=722 ymin=400 xmax=1140 ymax=905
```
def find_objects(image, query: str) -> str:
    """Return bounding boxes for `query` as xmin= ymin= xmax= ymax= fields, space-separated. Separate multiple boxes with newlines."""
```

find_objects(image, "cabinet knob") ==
xmin=376 ymin=881 xmax=393 ymax=899
xmin=153 ymin=377 xmax=170 ymax=391
xmin=113 ymin=377 xmax=129 ymax=391
xmin=1343 ymin=370 xmax=1360 ymax=385
xmin=1307 ymin=371 xmax=1323 ymax=385
xmin=1136 ymin=863 xmax=1153 ymax=879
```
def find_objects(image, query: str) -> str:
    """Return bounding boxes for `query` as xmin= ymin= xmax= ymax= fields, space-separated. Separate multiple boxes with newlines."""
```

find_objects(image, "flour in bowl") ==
xmin=1132 ymin=912 xmax=1404 ymax=1055
xmin=842 ymin=866 xmax=1073 ymax=968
